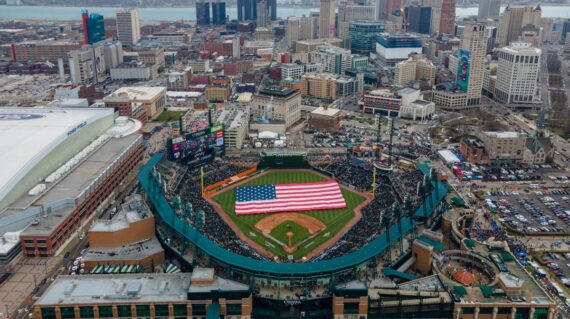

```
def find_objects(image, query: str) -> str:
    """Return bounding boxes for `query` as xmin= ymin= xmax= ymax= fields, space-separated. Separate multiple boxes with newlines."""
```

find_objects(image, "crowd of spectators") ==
xmin=156 ymin=155 xmax=434 ymax=263
xmin=470 ymin=222 xmax=528 ymax=255
xmin=162 ymin=160 xmax=266 ymax=261
xmin=314 ymin=157 xmax=375 ymax=191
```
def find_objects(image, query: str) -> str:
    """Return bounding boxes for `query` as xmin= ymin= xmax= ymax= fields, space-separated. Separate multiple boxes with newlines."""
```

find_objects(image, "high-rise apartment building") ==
xmin=212 ymin=0 xmax=227 ymax=25
xmin=478 ymin=0 xmax=501 ymax=21
xmin=337 ymin=1 xmax=377 ymax=40
xmin=494 ymin=42 xmax=541 ymax=105
xmin=497 ymin=5 xmax=542 ymax=46
xmin=82 ymin=10 xmax=105 ymax=45
xmin=439 ymin=0 xmax=455 ymax=35
xmin=196 ymin=0 xmax=211 ymax=26
xmin=115 ymin=8 xmax=140 ymax=46
xmin=256 ymin=0 xmax=270 ymax=27
xmin=319 ymin=0 xmax=336 ymax=38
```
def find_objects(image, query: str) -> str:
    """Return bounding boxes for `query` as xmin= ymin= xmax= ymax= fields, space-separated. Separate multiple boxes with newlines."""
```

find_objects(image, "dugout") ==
xmin=258 ymin=151 xmax=310 ymax=169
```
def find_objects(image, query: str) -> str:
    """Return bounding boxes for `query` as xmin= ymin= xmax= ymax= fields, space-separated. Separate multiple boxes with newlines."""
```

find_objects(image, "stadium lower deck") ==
xmin=140 ymin=153 xmax=450 ymax=307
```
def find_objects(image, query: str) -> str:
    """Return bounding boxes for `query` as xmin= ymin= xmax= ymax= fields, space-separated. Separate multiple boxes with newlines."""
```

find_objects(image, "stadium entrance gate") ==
xmin=258 ymin=151 xmax=310 ymax=169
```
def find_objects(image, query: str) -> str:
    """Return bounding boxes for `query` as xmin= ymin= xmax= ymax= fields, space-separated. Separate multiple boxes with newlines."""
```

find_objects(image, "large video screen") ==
xmin=167 ymin=124 xmax=225 ymax=167
xmin=456 ymin=49 xmax=470 ymax=92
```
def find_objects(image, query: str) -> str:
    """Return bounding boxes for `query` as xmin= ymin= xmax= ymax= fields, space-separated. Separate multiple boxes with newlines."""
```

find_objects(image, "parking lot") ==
xmin=488 ymin=190 xmax=570 ymax=234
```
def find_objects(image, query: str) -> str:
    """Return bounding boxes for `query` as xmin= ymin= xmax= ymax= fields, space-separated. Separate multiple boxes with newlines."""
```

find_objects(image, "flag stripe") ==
xmin=235 ymin=180 xmax=347 ymax=215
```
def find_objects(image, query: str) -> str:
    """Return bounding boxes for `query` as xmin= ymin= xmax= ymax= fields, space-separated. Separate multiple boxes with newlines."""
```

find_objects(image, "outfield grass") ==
xmin=270 ymin=221 xmax=310 ymax=246
xmin=211 ymin=171 xmax=366 ymax=259
xmin=154 ymin=111 xmax=185 ymax=122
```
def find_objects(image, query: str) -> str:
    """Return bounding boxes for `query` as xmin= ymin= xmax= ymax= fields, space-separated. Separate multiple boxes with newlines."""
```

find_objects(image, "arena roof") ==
xmin=140 ymin=155 xmax=450 ymax=277
xmin=0 ymin=107 xmax=114 ymax=207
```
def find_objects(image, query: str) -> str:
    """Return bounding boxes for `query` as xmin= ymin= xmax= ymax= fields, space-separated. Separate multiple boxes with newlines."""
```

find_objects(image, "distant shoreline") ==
xmin=2 ymin=3 xmax=566 ymax=8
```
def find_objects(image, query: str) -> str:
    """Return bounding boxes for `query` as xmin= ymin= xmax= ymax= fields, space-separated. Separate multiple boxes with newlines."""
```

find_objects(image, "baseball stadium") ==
xmin=139 ymin=142 xmax=451 ymax=318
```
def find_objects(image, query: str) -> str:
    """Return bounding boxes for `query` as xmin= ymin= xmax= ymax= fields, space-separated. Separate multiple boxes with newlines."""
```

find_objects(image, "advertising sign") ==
xmin=167 ymin=124 xmax=225 ymax=167
xmin=456 ymin=49 xmax=470 ymax=92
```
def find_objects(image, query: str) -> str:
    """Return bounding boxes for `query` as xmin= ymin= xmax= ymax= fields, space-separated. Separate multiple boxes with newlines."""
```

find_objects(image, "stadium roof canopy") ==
xmin=140 ymin=154 xmax=450 ymax=277
xmin=0 ymin=107 xmax=114 ymax=206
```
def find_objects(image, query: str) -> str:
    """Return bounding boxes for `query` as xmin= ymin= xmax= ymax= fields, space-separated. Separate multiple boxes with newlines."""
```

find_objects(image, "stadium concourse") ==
xmin=139 ymin=151 xmax=450 ymax=310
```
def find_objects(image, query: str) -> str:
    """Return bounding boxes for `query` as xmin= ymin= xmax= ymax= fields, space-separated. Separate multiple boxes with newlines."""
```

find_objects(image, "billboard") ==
xmin=167 ymin=124 xmax=225 ymax=167
xmin=456 ymin=49 xmax=470 ymax=92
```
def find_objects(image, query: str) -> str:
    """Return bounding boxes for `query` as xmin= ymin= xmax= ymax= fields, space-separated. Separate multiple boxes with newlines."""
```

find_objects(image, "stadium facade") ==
xmin=0 ymin=107 xmax=143 ymax=262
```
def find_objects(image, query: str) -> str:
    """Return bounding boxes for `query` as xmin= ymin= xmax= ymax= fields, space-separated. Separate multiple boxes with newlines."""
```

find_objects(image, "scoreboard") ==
xmin=167 ymin=124 xmax=225 ymax=167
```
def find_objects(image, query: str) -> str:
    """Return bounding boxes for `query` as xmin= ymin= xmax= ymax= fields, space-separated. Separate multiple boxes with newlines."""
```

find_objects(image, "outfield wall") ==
xmin=139 ymin=153 xmax=449 ymax=278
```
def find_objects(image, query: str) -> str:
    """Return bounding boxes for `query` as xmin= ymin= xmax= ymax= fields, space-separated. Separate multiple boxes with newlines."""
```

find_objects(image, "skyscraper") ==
xmin=196 ymin=0 xmax=211 ymax=26
xmin=268 ymin=0 xmax=277 ymax=21
xmin=406 ymin=6 xmax=432 ymax=35
xmin=287 ymin=17 xmax=301 ymax=46
xmin=299 ymin=15 xmax=316 ymax=40
xmin=115 ymin=8 xmax=140 ymax=46
xmin=256 ymin=0 xmax=270 ymax=27
xmin=212 ymin=0 xmax=227 ymax=25
xmin=319 ymin=0 xmax=336 ymax=38
xmin=460 ymin=22 xmax=487 ymax=106
xmin=438 ymin=0 xmax=455 ymax=35
xmin=82 ymin=10 xmax=105 ymax=45
xmin=497 ymin=5 xmax=542 ymax=46
xmin=477 ymin=0 xmax=501 ymax=21
xmin=495 ymin=42 xmax=541 ymax=104
xmin=376 ymin=0 xmax=387 ymax=20
xmin=237 ymin=0 xmax=256 ymax=21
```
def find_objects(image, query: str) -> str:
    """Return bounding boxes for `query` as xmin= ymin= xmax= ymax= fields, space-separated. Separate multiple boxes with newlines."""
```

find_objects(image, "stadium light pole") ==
xmin=392 ymin=203 xmax=403 ymax=255
xmin=404 ymin=196 xmax=415 ymax=241
xmin=382 ymin=208 xmax=392 ymax=263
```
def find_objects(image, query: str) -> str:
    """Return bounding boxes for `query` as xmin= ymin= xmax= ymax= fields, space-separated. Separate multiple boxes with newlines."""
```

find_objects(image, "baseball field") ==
xmin=209 ymin=170 xmax=368 ymax=260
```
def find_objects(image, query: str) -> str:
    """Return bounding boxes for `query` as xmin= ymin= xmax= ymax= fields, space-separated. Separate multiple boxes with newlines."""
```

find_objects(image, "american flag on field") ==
xmin=234 ymin=180 xmax=347 ymax=215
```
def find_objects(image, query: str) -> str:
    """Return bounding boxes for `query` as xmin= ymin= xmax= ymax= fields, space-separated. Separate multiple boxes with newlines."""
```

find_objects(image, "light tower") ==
xmin=382 ymin=207 xmax=393 ymax=262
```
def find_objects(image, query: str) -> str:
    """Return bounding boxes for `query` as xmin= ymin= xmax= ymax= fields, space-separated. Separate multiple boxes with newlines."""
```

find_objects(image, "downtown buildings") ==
xmin=478 ymin=0 xmax=501 ymax=21
xmin=494 ymin=42 xmax=541 ymax=105
xmin=237 ymin=0 xmax=276 ymax=22
xmin=116 ymin=8 xmax=141 ymax=46
xmin=433 ymin=22 xmax=487 ymax=110
xmin=497 ymin=5 xmax=542 ymax=46
xmin=319 ymin=0 xmax=336 ymax=38
xmin=81 ymin=10 xmax=105 ymax=45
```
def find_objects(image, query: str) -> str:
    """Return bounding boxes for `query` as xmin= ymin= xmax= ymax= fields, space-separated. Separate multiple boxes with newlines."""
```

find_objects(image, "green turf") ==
xmin=154 ymin=111 xmax=185 ymax=122
xmin=270 ymin=221 xmax=310 ymax=246
xmin=211 ymin=171 xmax=367 ymax=259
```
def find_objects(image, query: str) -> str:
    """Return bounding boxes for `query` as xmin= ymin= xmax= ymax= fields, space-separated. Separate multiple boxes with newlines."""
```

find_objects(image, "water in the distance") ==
xmin=0 ymin=5 xmax=569 ymax=21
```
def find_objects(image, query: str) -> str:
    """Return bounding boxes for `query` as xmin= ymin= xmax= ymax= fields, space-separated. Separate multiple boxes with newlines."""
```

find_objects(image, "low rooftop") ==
xmin=83 ymin=237 xmax=163 ymax=262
